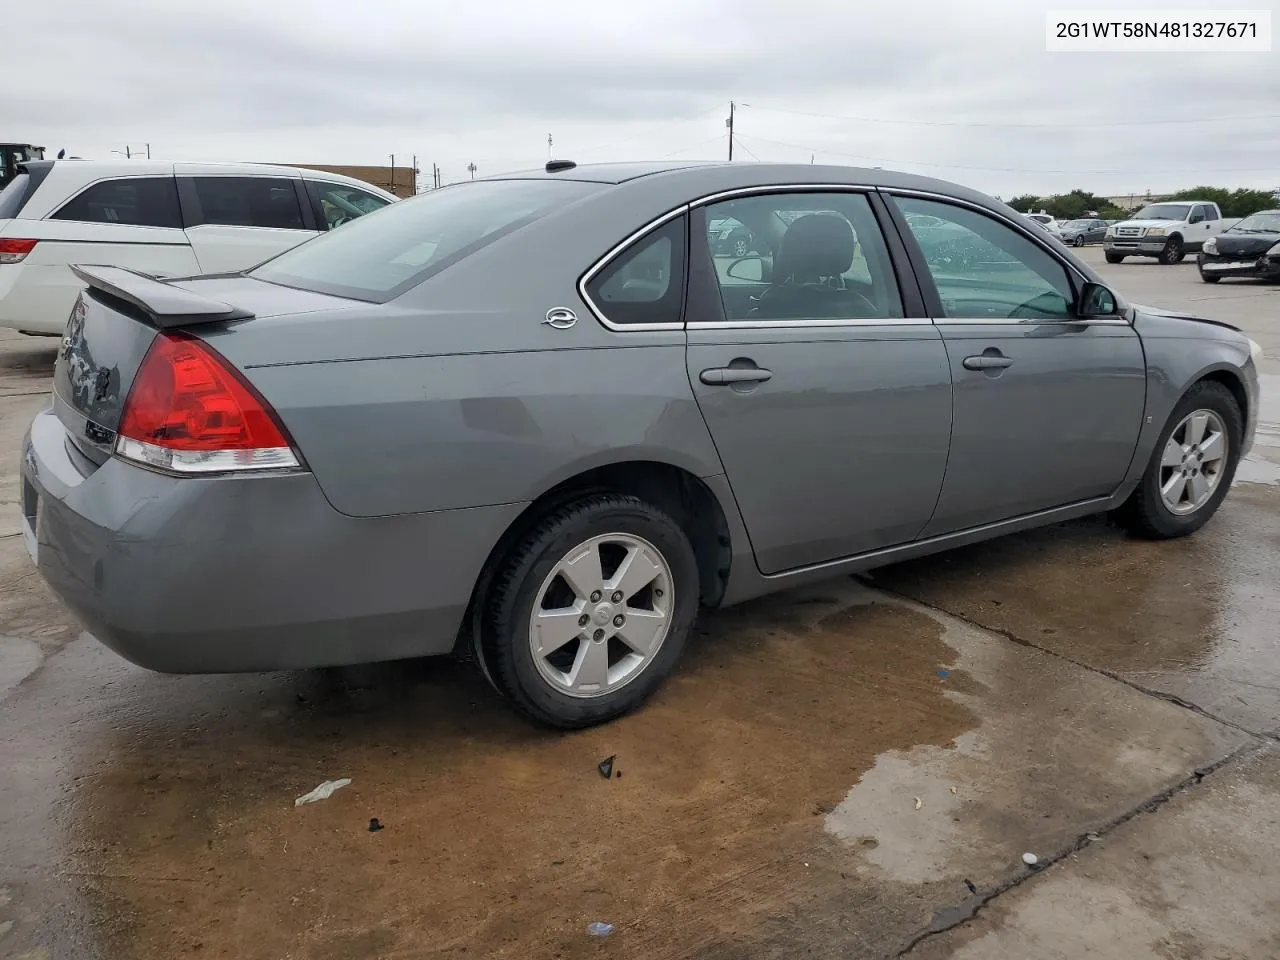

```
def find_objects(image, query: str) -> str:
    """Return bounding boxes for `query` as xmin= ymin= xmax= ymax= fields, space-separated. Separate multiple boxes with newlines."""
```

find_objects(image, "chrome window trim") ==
xmin=930 ymin=316 xmax=1131 ymax=327
xmin=577 ymin=203 xmax=690 ymax=332
xmin=688 ymin=317 xmax=928 ymax=330
xmin=693 ymin=183 xmax=876 ymax=205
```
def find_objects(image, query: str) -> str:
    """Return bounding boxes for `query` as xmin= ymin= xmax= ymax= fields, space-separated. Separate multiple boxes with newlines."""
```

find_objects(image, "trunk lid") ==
xmin=50 ymin=266 xmax=350 ymax=466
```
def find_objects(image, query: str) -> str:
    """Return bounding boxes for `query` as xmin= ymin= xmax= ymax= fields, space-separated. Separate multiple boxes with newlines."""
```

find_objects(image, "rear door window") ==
xmin=585 ymin=216 xmax=687 ymax=327
xmin=52 ymin=177 xmax=182 ymax=228
xmin=190 ymin=177 xmax=306 ymax=230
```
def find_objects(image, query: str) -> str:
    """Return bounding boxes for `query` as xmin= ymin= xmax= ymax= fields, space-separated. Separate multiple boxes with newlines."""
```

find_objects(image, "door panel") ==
xmin=688 ymin=328 xmax=953 ymax=572
xmin=921 ymin=321 xmax=1145 ymax=536
xmin=889 ymin=194 xmax=1147 ymax=537
xmin=685 ymin=190 xmax=953 ymax=575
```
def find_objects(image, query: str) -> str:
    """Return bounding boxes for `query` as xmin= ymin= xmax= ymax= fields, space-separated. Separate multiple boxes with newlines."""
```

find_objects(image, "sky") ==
xmin=5 ymin=0 xmax=1278 ymax=199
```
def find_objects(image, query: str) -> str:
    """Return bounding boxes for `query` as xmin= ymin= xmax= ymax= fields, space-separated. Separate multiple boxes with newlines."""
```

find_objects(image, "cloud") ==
xmin=6 ymin=0 xmax=1278 ymax=196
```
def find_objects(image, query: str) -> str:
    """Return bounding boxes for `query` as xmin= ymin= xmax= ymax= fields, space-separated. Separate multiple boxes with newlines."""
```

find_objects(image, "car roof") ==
xmin=481 ymin=160 xmax=1012 ymax=210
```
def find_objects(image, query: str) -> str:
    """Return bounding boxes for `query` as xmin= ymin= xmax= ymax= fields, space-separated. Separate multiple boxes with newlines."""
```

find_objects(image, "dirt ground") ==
xmin=1 ymin=248 xmax=1277 ymax=959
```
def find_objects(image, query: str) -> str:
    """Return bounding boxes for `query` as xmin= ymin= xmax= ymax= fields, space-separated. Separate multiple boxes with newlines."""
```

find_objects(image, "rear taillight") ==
xmin=115 ymin=331 xmax=301 ymax=474
xmin=0 ymin=238 xmax=37 ymax=264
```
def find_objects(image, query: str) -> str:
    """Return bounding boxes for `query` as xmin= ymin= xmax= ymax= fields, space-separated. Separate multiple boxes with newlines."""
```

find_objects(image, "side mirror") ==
xmin=726 ymin=256 xmax=768 ymax=282
xmin=1078 ymin=281 xmax=1119 ymax=318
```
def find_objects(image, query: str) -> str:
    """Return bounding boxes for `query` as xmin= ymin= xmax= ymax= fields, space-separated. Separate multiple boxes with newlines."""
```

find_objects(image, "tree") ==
xmin=1162 ymin=186 xmax=1275 ymax=218
xmin=1007 ymin=195 xmax=1041 ymax=213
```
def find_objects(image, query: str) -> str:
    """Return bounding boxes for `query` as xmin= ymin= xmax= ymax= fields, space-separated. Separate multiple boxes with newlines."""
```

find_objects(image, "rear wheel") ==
xmin=1158 ymin=236 xmax=1185 ymax=265
xmin=1116 ymin=381 xmax=1242 ymax=539
xmin=1073 ymin=235 xmax=1085 ymax=247
xmin=477 ymin=493 xmax=699 ymax=728
xmin=1105 ymin=252 xmax=1125 ymax=264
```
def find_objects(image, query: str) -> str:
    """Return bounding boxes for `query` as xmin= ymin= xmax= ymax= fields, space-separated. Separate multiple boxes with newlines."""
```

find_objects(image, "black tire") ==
xmin=1073 ymin=235 xmax=1085 ymax=247
xmin=1158 ymin=235 xmax=1185 ymax=265
xmin=477 ymin=493 xmax=699 ymax=728
xmin=1199 ymin=272 xmax=1221 ymax=283
xmin=729 ymin=230 xmax=751 ymax=258
xmin=1105 ymin=252 xmax=1125 ymax=264
xmin=1115 ymin=381 xmax=1243 ymax=540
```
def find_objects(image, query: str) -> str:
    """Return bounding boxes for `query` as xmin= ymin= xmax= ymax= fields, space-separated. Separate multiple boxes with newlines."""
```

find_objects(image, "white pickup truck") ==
xmin=1104 ymin=200 xmax=1236 ymax=265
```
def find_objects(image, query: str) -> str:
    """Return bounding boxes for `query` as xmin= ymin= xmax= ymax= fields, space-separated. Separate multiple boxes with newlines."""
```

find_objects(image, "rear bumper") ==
xmin=20 ymin=405 xmax=523 ymax=673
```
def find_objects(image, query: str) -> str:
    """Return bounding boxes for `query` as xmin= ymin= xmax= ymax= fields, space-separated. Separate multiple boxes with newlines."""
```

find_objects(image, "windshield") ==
xmin=1132 ymin=203 xmax=1191 ymax=221
xmin=251 ymin=178 xmax=602 ymax=302
xmin=1230 ymin=212 xmax=1280 ymax=233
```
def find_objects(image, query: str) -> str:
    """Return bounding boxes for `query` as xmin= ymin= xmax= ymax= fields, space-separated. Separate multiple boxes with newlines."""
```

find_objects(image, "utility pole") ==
xmin=412 ymin=154 xmax=419 ymax=194
xmin=547 ymin=133 xmax=553 ymax=159
xmin=467 ymin=162 xmax=477 ymax=179
xmin=389 ymin=154 xmax=395 ymax=191
xmin=432 ymin=163 xmax=440 ymax=189
xmin=726 ymin=101 xmax=735 ymax=161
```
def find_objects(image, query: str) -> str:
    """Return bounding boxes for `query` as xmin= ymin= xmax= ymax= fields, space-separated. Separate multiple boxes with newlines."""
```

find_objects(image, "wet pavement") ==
xmin=0 ymin=251 xmax=1277 ymax=959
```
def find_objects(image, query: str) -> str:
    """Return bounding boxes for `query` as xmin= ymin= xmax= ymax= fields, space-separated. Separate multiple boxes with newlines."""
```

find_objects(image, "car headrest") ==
xmin=774 ymin=213 xmax=855 ymax=282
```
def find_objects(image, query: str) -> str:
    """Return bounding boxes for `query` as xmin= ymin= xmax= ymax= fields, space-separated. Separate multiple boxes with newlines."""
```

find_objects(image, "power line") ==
xmin=741 ymin=103 xmax=1280 ymax=130
xmin=656 ymin=135 xmax=728 ymax=160
xmin=738 ymin=134 xmax=1280 ymax=176
xmin=733 ymin=135 xmax=760 ymax=161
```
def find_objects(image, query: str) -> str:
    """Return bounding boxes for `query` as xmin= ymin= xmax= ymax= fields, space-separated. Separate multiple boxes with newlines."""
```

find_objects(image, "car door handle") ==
xmin=700 ymin=367 xmax=774 ymax=385
xmin=962 ymin=355 xmax=1014 ymax=371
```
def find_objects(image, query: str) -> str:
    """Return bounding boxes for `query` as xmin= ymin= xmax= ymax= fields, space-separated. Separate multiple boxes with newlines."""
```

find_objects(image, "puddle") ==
xmin=872 ymin=483 xmax=1280 ymax=735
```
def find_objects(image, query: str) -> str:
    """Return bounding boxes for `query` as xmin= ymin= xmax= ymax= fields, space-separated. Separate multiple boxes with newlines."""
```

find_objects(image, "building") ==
xmin=1104 ymin=193 xmax=1175 ymax=212
xmin=279 ymin=163 xmax=417 ymax=199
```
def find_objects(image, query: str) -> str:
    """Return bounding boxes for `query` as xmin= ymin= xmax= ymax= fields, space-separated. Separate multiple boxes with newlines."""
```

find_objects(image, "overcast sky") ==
xmin=6 ymin=0 xmax=1278 ymax=198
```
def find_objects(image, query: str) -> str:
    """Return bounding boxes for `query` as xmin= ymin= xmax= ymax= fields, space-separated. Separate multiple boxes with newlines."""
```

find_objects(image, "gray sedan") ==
xmin=20 ymin=161 xmax=1263 ymax=728
xmin=1058 ymin=218 xmax=1109 ymax=247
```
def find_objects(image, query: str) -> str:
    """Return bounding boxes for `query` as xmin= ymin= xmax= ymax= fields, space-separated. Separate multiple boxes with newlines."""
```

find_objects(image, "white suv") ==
xmin=0 ymin=159 xmax=397 ymax=335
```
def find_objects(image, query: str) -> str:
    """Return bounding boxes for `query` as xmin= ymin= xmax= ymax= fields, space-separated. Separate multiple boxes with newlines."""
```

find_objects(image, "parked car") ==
xmin=1104 ymin=200 xmax=1228 ymax=265
xmin=707 ymin=216 xmax=759 ymax=258
xmin=21 ymin=161 xmax=1261 ymax=729
xmin=1057 ymin=218 xmax=1109 ymax=247
xmin=1197 ymin=209 xmax=1280 ymax=284
xmin=0 ymin=159 xmax=397 ymax=335
xmin=1022 ymin=212 xmax=1062 ymax=238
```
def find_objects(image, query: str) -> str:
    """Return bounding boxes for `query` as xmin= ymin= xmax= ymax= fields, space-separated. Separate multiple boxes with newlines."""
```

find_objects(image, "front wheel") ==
xmin=1158 ymin=236 xmax=1185 ymax=265
xmin=477 ymin=493 xmax=699 ymax=728
xmin=1116 ymin=381 xmax=1242 ymax=539
xmin=1105 ymin=252 xmax=1125 ymax=264
xmin=1073 ymin=235 xmax=1085 ymax=247
xmin=1199 ymin=271 xmax=1221 ymax=284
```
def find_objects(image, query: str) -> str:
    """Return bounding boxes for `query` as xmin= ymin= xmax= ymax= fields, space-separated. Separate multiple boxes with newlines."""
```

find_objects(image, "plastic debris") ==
xmin=1022 ymin=852 xmax=1039 ymax=866
xmin=294 ymin=778 xmax=351 ymax=806
xmin=587 ymin=922 xmax=614 ymax=938
xmin=964 ymin=878 xmax=978 ymax=894
xmin=368 ymin=818 xmax=384 ymax=833
xmin=914 ymin=797 xmax=923 ymax=810
xmin=937 ymin=669 xmax=951 ymax=679
xmin=950 ymin=786 xmax=958 ymax=795
xmin=597 ymin=756 xmax=616 ymax=779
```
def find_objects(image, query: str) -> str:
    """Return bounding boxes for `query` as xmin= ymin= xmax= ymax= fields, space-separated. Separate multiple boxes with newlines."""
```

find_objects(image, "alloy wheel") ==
xmin=1159 ymin=409 xmax=1229 ymax=515
xmin=528 ymin=533 xmax=673 ymax=698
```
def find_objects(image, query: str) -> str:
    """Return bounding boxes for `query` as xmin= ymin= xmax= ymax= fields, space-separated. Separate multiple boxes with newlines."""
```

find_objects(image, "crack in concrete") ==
xmin=865 ymin=578 xmax=1274 ymax=743
xmin=894 ymin=740 xmax=1270 ymax=957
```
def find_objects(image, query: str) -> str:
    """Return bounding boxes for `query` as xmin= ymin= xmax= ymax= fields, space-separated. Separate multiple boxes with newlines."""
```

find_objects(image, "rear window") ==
xmin=250 ymin=178 xmax=600 ymax=302
xmin=0 ymin=173 xmax=32 ymax=219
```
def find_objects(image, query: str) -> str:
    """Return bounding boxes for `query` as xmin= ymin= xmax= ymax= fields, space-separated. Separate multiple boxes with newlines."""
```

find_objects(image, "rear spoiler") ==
xmin=71 ymin=265 xmax=253 ymax=329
